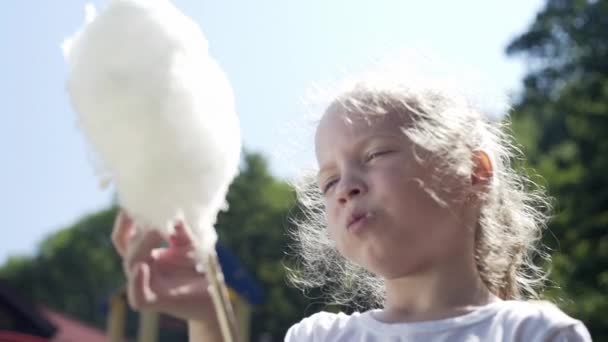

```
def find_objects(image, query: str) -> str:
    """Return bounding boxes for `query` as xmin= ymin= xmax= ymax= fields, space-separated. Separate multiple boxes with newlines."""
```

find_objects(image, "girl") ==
xmin=112 ymin=65 xmax=592 ymax=341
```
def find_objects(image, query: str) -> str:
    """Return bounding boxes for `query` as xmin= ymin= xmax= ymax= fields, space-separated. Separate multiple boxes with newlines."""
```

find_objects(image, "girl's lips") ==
xmin=347 ymin=213 xmax=365 ymax=228
xmin=347 ymin=211 xmax=373 ymax=232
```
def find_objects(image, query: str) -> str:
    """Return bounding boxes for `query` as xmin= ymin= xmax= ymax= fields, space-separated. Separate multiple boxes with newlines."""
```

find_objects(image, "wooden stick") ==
xmin=212 ymin=251 xmax=239 ymax=338
xmin=203 ymin=249 xmax=238 ymax=342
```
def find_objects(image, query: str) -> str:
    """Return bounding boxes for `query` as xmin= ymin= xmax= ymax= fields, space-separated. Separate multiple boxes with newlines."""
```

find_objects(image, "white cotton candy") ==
xmin=63 ymin=0 xmax=241 ymax=254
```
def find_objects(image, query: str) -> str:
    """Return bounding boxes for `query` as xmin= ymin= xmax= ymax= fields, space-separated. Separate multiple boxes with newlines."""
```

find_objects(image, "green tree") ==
xmin=1 ymin=207 xmax=123 ymax=327
xmin=215 ymin=152 xmax=317 ymax=341
xmin=507 ymin=0 xmax=608 ymax=339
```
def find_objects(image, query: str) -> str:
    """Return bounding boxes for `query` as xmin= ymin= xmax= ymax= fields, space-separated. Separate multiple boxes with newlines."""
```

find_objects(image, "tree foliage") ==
xmin=507 ymin=0 xmax=608 ymax=339
xmin=215 ymin=152 xmax=317 ymax=341
xmin=1 ymin=207 xmax=123 ymax=328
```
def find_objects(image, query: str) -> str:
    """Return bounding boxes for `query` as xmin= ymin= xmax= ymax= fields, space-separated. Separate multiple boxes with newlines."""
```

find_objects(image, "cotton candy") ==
xmin=63 ymin=0 xmax=241 ymax=255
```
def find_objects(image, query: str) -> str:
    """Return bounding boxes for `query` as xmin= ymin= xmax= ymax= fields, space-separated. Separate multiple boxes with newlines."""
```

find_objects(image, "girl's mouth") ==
xmin=347 ymin=211 xmax=373 ymax=232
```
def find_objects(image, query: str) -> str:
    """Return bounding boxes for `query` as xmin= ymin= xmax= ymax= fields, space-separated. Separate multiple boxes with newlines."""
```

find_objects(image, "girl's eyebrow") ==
xmin=317 ymin=164 xmax=334 ymax=182
xmin=354 ymin=133 xmax=404 ymax=152
xmin=365 ymin=133 xmax=403 ymax=144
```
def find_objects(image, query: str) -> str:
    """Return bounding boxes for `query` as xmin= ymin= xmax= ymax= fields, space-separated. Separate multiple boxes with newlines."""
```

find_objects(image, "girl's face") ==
xmin=315 ymin=105 xmax=474 ymax=279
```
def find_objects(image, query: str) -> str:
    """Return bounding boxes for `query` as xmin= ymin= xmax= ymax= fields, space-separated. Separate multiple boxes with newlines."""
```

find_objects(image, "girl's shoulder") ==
xmin=284 ymin=310 xmax=358 ymax=342
xmin=284 ymin=301 xmax=591 ymax=342
xmin=497 ymin=300 xmax=576 ymax=321
xmin=492 ymin=300 xmax=591 ymax=340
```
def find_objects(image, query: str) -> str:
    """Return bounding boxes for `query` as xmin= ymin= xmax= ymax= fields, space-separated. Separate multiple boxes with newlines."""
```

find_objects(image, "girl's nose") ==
xmin=337 ymin=174 xmax=367 ymax=205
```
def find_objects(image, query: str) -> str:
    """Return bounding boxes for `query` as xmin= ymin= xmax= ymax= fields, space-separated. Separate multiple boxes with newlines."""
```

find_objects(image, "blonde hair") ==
xmin=287 ymin=66 xmax=551 ymax=309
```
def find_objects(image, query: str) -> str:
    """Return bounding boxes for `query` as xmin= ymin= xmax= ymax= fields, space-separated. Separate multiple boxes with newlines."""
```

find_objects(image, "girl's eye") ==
xmin=366 ymin=150 xmax=392 ymax=162
xmin=323 ymin=179 xmax=338 ymax=194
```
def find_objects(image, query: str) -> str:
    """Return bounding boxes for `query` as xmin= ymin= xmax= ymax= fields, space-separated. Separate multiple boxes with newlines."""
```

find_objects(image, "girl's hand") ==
xmin=111 ymin=210 xmax=217 ymax=323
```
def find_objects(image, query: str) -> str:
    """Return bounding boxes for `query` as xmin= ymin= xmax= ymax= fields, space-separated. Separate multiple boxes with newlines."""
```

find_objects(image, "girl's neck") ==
xmin=378 ymin=257 xmax=499 ymax=323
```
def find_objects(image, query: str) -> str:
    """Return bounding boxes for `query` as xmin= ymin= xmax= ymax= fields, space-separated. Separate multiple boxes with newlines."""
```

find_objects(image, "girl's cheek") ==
xmin=325 ymin=198 xmax=338 ymax=216
xmin=324 ymin=206 xmax=340 ymax=239
xmin=324 ymin=218 xmax=341 ymax=244
xmin=323 ymin=202 xmax=333 ymax=222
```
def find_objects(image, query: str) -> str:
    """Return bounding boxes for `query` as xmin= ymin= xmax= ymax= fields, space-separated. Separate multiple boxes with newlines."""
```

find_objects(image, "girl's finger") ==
xmin=151 ymin=247 xmax=197 ymax=269
xmin=124 ymin=229 xmax=164 ymax=272
xmin=111 ymin=210 xmax=135 ymax=257
xmin=127 ymin=262 xmax=157 ymax=310
xmin=170 ymin=221 xmax=193 ymax=248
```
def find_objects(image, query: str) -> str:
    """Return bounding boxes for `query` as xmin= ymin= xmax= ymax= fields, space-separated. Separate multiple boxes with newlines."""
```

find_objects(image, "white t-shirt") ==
xmin=285 ymin=300 xmax=591 ymax=341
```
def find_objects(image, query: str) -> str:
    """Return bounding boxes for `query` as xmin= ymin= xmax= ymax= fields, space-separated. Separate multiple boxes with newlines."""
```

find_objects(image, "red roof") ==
xmin=40 ymin=309 xmax=106 ymax=342
xmin=0 ymin=331 xmax=50 ymax=342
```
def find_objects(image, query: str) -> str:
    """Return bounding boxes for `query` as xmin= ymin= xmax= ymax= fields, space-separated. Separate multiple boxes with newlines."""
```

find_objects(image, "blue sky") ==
xmin=0 ymin=0 xmax=543 ymax=263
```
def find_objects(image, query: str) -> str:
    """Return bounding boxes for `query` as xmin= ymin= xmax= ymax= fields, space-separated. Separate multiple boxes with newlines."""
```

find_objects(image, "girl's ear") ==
xmin=471 ymin=150 xmax=493 ymax=186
